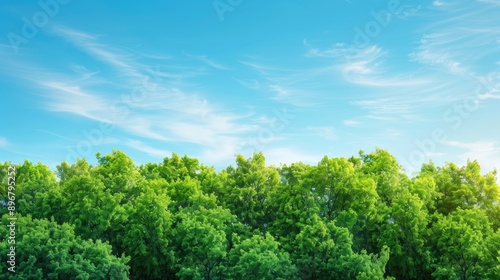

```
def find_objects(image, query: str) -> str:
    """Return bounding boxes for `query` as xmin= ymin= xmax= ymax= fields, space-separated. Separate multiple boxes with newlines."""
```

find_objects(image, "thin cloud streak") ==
xmin=183 ymin=51 xmax=228 ymax=70
xmin=305 ymin=126 xmax=337 ymax=141
xmin=0 ymin=137 xmax=9 ymax=148
xmin=443 ymin=140 xmax=500 ymax=173
xmin=124 ymin=139 xmax=171 ymax=158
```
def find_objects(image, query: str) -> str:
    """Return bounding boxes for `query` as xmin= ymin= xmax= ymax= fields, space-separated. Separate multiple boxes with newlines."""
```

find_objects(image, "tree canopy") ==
xmin=1 ymin=149 xmax=499 ymax=279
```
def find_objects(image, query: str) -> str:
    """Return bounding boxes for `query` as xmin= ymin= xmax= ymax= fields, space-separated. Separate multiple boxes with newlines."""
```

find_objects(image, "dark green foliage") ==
xmin=120 ymin=183 xmax=175 ymax=279
xmin=1 ymin=149 xmax=499 ymax=279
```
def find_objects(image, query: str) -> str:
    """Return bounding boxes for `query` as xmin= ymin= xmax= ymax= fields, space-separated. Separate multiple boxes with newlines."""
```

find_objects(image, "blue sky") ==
xmin=1 ymin=0 xmax=499 ymax=176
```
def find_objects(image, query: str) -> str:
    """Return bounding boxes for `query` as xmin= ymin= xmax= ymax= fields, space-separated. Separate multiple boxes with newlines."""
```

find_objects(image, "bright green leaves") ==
xmin=2 ymin=149 xmax=499 ymax=280
xmin=167 ymin=177 xmax=218 ymax=212
xmin=358 ymin=148 xmax=408 ymax=206
xmin=292 ymin=214 xmax=390 ymax=280
xmin=381 ymin=191 xmax=432 ymax=279
xmin=1 ymin=161 xmax=57 ymax=217
xmin=427 ymin=160 xmax=500 ymax=216
xmin=304 ymin=156 xmax=379 ymax=222
xmin=160 ymin=153 xmax=201 ymax=182
xmin=268 ymin=163 xmax=317 ymax=246
xmin=173 ymin=207 xmax=235 ymax=280
xmin=431 ymin=208 xmax=495 ymax=279
xmin=485 ymin=230 xmax=500 ymax=278
xmin=94 ymin=150 xmax=142 ymax=198
xmin=222 ymin=152 xmax=280 ymax=231
xmin=0 ymin=215 xmax=129 ymax=279
xmin=56 ymin=159 xmax=91 ymax=184
xmin=410 ymin=172 xmax=441 ymax=212
xmin=120 ymin=183 xmax=174 ymax=279
xmin=293 ymin=215 xmax=338 ymax=279
xmin=226 ymin=233 xmax=297 ymax=280
xmin=59 ymin=174 xmax=122 ymax=241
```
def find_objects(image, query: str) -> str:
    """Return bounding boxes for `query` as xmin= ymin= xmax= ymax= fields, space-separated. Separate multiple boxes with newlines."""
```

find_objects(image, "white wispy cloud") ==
xmin=302 ymin=15 xmax=499 ymax=123
xmin=367 ymin=115 xmax=398 ymax=122
xmin=444 ymin=140 xmax=500 ymax=172
xmin=478 ymin=83 xmax=500 ymax=99
xmin=410 ymin=46 xmax=466 ymax=74
xmin=398 ymin=5 xmax=422 ymax=18
xmin=340 ymin=46 xmax=385 ymax=84
xmin=240 ymin=59 xmax=349 ymax=107
xmin=52 ymin=26 xmax=207 ymax=89
xmin=479 ymin=93 xmax=500 ymax=99
xmin=39 ymin=81 xmax=114 ymax=123
xmin=478 ymin=0 xmax=500 ymax=5
xmin=385 ymin=129 xmax=403 ymax=138
xmin=38 ymin=129 xmax=118 ymax=145
xmin=351 ymin=98 xmax=416 ymax=117
xmin=52 ymin=26 xmax=143 ymax=79
xmin=124 ymin=139 xmax=170 ymax=158
xmin=183 ymin=51 xmax=227 ymax=70
xmin=307 ymin=44 xmax=429 ymax=87
xmin=304 ymin=0 xmax=500 ymax=123
xmin=0 ymin=137 xmax=8 ymax=148
xmin=306 ymin=42 xmax=445 ymax=123
xmin=200 ymin=137 xmax=244 ymax=164
xmin=234 ymin=78 xmax=261 ymax=90
xmin=412 ymin=2 xmax=500 ymax=76
xmin=268 ymin=85 xmax=318 ymax=107
xmin=444 ymin=140 xmax=500 ymax=152
xmin=305 ymin=126 xmax=337 ymax=140
xmin=2 ymin=26 xmax=262 ymax=165
xmin=343 ymin=119 xmax=361 ymax=127
xmin=39 ymin=79 xmax=253 ymax=163
xmin=433 ymin=1 xmax=445 ymax=7
xmin=300 ymin=1 xmax=499 ymax=126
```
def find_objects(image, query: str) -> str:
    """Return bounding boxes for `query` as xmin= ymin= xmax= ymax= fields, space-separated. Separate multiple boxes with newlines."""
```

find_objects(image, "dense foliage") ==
xmin=1 ymin=149 xmax=500 ymax=279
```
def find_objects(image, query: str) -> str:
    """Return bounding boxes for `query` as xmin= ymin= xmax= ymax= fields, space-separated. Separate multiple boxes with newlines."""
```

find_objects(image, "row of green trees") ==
xmin=1 ymin=149 xmax=500 ymax=279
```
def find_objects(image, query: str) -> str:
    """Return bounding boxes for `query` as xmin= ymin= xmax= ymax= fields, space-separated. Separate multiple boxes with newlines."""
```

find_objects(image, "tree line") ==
xmin=1 ymin=148 xmax=500 ymax=279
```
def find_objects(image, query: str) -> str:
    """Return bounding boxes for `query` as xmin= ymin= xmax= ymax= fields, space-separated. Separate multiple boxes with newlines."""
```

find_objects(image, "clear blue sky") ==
xmin=1 ymin=0 xmax=499 ymax=175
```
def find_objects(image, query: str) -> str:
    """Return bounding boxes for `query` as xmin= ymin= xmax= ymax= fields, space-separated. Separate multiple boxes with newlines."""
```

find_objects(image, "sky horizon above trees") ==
xmin=1 ymin=0 xmax=499 ymax=177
